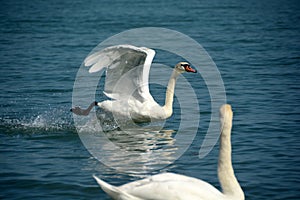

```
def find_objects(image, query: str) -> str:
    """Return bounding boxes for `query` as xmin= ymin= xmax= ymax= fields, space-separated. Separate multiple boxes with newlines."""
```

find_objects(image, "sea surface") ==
xmin=1 ymin=0 xmax=300 ymax=199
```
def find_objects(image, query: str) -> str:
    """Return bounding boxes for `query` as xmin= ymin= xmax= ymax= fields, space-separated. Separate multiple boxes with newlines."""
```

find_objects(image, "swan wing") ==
xmin=84 ymin=45 xmax=155 ymax=103
xmin=119 ymin=173 xmax=225 ymax=200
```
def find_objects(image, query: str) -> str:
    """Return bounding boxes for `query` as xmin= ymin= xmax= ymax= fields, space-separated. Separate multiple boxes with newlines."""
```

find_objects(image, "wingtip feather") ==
xmin=93 ymin=175 xmax=142 ymax=200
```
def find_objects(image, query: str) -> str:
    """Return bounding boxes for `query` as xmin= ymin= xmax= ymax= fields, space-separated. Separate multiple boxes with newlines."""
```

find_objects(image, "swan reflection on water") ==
xmin=99 ymin=129 xmax=177 ymax=172
xmin=77 ymin=114 xmax=182 ymax=174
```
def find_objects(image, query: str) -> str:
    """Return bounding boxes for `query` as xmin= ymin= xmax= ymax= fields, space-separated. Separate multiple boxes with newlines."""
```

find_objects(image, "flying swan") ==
xmin=93 ymin=104 xmax=244 ymax=200
xmin=71 ymin=45 xmax=197 ymax=123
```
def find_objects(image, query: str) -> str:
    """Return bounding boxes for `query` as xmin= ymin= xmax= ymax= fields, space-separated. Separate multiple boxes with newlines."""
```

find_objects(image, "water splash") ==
xmin=0 ymin=107 xmax=75 ymax=135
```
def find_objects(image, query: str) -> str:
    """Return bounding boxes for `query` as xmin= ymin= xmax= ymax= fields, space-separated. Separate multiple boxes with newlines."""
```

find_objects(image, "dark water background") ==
xmin=1 ymin=0 xmax=300 ymax=199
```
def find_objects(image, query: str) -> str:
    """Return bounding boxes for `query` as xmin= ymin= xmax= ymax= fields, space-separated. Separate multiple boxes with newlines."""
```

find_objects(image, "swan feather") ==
xmin=84 ymin=45 xmax=156 ymax=103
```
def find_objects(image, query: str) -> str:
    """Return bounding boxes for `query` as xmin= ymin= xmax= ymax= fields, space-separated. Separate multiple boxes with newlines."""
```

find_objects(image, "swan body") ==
xmin=97 ymin=98 xmax=168 ymax=123
xmin=93 ymin=173 xmax=225 ymax=200
xmin=93 ymin=104 xmax=244 ymax=200
xmin=71 ymin=45 xmax=196 ymax=122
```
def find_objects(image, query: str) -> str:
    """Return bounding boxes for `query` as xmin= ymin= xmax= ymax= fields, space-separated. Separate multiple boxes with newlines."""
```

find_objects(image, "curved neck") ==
xmin=218 ymin=121 xmax=244 ymax=199
xmin=163 ymin=69 xmax=181 ymax=118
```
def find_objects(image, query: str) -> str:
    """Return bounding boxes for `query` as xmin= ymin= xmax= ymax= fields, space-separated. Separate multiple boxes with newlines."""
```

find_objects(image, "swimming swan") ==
xmin=71 ymin=45 xmax=197 ymax=123
xmin=93 ymin=104 xmax=244 ymax=200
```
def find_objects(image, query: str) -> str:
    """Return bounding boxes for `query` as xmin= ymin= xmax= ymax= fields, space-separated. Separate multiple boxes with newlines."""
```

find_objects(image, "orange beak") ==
xmin=184 ymin=65 xmax=197 ymax=73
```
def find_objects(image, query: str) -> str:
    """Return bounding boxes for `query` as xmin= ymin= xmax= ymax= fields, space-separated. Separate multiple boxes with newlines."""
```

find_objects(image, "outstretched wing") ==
xmin=84 ymin=45 xmax=155 ymax=103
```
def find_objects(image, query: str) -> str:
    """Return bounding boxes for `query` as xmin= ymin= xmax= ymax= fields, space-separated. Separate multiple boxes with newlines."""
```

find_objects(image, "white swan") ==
xmin=71 ymin=45 xmax=197 ymax=123
xmin=93 ymin=104 xmax=244 ymax=200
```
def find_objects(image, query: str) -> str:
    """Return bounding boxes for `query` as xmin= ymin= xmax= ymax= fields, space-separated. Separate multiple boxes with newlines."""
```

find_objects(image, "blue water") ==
xmin=1 ymin=0 xmax=300 ymax=199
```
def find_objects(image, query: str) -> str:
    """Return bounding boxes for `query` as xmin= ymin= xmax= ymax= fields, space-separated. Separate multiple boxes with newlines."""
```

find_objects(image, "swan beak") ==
xmin=184 ymin=65 xmax=197 ymax=73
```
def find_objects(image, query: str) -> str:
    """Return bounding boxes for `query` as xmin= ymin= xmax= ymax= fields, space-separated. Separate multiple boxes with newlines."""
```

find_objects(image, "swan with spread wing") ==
xmin=71 ymin=45 xmax=197 ymax=123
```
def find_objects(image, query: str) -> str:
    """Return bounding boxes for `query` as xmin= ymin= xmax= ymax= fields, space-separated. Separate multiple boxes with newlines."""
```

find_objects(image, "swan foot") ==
xmin=70 ymin=101 xmax=98 ymax=116
xmin=70 ymin=106 xmax=89 ymax=116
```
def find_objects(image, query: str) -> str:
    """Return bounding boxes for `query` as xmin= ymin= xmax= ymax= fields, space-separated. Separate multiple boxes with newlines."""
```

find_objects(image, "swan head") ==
xmin=175 ymin=62 xmax=197 ymax=73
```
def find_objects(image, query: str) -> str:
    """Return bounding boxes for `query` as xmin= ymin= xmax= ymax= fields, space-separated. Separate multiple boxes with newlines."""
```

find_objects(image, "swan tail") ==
xmin=93 ymin=175 xmax=141 ymax=200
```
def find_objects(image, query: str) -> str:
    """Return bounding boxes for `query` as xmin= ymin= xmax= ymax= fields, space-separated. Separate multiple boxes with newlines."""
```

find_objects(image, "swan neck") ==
xmin=163 ymin=69 xmax=180 ymax=118
xmin=218 ymin=121 xmax=244 ymax=199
